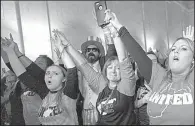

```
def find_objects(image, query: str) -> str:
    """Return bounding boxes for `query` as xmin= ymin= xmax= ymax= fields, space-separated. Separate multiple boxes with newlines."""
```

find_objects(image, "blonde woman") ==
xmin=107 ymin=10 xmax=194 ymax=125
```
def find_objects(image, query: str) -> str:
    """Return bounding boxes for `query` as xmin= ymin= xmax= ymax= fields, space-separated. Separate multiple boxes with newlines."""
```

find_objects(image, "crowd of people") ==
xmin=1 ymin=9 xmax=194 ymax=125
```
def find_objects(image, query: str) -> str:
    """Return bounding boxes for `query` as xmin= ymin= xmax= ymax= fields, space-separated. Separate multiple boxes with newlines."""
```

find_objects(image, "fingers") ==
xmin=52 ymin=29 xmax=61 ymax=41
xmin=189 ymin=25 xmax=191 ymax=35
xmin=183 ymin=25 xmax=194 ymax=41
xmin=191 ymin=26 xmax=194 ymax=36
xmin=111 ymin=12 xmax=116 ymax=19
xmin=109 ymin=12 xmax=117 ymax=24
xmin=9 ymin=33 xmax=14 ymax=41
xmin=144 ymin=84 xmax=152 ymax=91
xmin=183 ymin=30 xmax=186 ymax=37
xmin=53 ymin=29 xmax=62 ymax=40
xmin=52 ymin=29 xmax=58 ymax=40
xmin=104 ymin=9 xmax=112 ymax=23
xmin=55 ymin=31 xmax=63 ymax=41
xmin=186 ymin=26 xmax=189 ymax=36
xmin=56 ymin=30 xmax=66 ymax=39
xmin=52 ymin=29 xmax=59 ymax=40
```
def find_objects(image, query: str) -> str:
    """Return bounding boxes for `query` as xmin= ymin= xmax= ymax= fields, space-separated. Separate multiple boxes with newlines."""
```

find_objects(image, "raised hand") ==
xmin=1 ymin=37 xmax=12 ymax=52
xmin=53 ymin=29 xmax=70 ymax=47
xmin=5 ymin=34 xmax=15 ymax=50
xmin=52 ymin=30 xmax=64 ymax=53
xmin=183 ymin=25 xmax=194 ymax=41
xmin=104 ymin=9 xmax=123 ymax=31
xmin=103 ymin=9 xmax=123 ymax=38
xmin=2 ymin=34 xmax=21 ymax=55
xmin=53 ymin=47 xmax=61 ymax=60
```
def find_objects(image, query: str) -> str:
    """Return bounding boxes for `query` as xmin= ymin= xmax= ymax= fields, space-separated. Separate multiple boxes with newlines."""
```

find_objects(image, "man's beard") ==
xmin=86 ymin=53 xmax=99 ymax=64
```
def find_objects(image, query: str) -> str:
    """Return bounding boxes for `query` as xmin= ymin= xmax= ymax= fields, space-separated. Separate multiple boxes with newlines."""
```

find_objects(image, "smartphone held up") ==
xmin=94 ymin=1 xmax=109 ymax=28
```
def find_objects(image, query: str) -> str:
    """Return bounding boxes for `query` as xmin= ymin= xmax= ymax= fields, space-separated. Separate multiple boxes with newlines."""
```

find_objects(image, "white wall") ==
xmin=1 ymin=1 xmax=194 ymax=71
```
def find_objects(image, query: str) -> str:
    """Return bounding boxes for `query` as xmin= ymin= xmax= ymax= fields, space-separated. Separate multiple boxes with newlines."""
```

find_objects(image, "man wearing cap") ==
xmin=78 ymin=33 xmax=116 ymax=125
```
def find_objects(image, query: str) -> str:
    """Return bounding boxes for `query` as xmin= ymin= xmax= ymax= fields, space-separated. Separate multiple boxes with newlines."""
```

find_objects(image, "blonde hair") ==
xmin=157 ymin=37 xmax=194 ymax=92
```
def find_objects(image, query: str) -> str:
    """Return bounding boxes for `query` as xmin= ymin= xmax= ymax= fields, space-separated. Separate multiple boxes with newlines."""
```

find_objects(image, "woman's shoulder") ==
xmin=148 ymin=61 xmax=167 ymax=89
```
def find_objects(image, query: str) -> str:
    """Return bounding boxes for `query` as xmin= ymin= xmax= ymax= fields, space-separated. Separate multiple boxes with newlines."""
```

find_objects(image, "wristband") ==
xmin=18 ymin=54 xmax=24 ymax=58
xmin=63 ymin=43 xmax=71 ymax=48
xmin=59 ymin=43 xmax=71 ymax=59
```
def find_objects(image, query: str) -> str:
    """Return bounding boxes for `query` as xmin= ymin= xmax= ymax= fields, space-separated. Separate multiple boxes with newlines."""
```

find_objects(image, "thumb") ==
xmin=10 ymin=33 xmax=14 ymax=41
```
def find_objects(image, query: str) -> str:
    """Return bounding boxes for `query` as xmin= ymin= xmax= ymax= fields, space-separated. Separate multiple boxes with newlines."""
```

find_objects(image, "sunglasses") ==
xmin=86 ymin=48 xmax=99 ymax=52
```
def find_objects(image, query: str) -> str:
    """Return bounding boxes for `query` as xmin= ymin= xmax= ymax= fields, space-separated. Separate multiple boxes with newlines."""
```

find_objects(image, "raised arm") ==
xmin=113 ymin=37 xmax=135 ymax=96
xmin=1 ymin=35 xmax=45 ymax=82
xmin=102 ymin=10 xmax=136 ymax=96
xmin=107 ymin=12 xmax=152 ymax=84
xmin=57 ymin=44 xmax=79 ymax=99
xmin=53 ymin=30 xmax=107 ymax=94
xmin=1 ymin=41 xmax=48 ymax=99
xmin=2 ymin=34 xmax=33 ymax=68
xmin=102 ymin=26 xmax=117 ymax=61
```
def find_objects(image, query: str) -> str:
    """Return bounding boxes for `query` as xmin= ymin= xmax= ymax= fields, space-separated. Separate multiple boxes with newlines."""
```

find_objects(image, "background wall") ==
xmin=1 ymin=1 xmax=194 ymax=72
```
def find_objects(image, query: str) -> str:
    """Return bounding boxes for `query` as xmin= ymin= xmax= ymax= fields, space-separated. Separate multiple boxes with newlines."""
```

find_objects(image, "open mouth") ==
xmin=88 ymin=55 xmax=95 ymax=58
xmin=113 ymin=74 xmax=117 ymax=76
xmin=47 ymin=80 xmax=52 ymax=85
xmin=173 ymin=56 xmax=179 ymax=61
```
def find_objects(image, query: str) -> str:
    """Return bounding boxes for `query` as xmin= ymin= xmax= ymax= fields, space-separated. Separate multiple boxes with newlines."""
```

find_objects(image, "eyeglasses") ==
xmin=86 ymin=48 xmax=99 ymax=52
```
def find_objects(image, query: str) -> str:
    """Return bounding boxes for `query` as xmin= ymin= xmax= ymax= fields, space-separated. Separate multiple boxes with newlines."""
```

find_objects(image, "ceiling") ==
xmin=175 ymin=1 xmax=194 ymax=11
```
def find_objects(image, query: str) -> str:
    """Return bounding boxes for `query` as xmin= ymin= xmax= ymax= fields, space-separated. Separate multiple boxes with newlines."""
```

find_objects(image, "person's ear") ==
xmin=99 ymin=52 xmax=102 ymax=57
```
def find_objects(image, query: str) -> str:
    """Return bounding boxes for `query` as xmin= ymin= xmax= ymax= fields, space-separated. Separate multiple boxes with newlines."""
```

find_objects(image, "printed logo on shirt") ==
xmin=38 ymin=106 xmax=62 ymax=117
xmin=148 ymin=83 xmax=193 ymax=118
xmin=149 ymin=92 xmax=193 ymax=105
xmin=97 ymin=98 xmax=116 ymax=115
xmin=23 ymin=90 xmax=36 ymax=96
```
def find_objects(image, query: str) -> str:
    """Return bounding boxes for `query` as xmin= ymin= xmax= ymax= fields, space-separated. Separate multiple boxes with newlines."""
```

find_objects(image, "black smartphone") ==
xmin=94 ymin=1 xmax=109 ymax=27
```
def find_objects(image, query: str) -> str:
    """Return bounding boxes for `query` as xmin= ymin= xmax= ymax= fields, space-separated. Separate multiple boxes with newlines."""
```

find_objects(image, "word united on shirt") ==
xmin=149 ymin=92 xmax=193 ymax=105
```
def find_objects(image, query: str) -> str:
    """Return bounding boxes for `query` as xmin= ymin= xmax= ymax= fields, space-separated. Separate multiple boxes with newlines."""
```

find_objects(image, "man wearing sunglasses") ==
xmin=76 ymin=35 xmax=116 ymax=125
xmin=82 ymin=36 xmax=104 ymax=66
